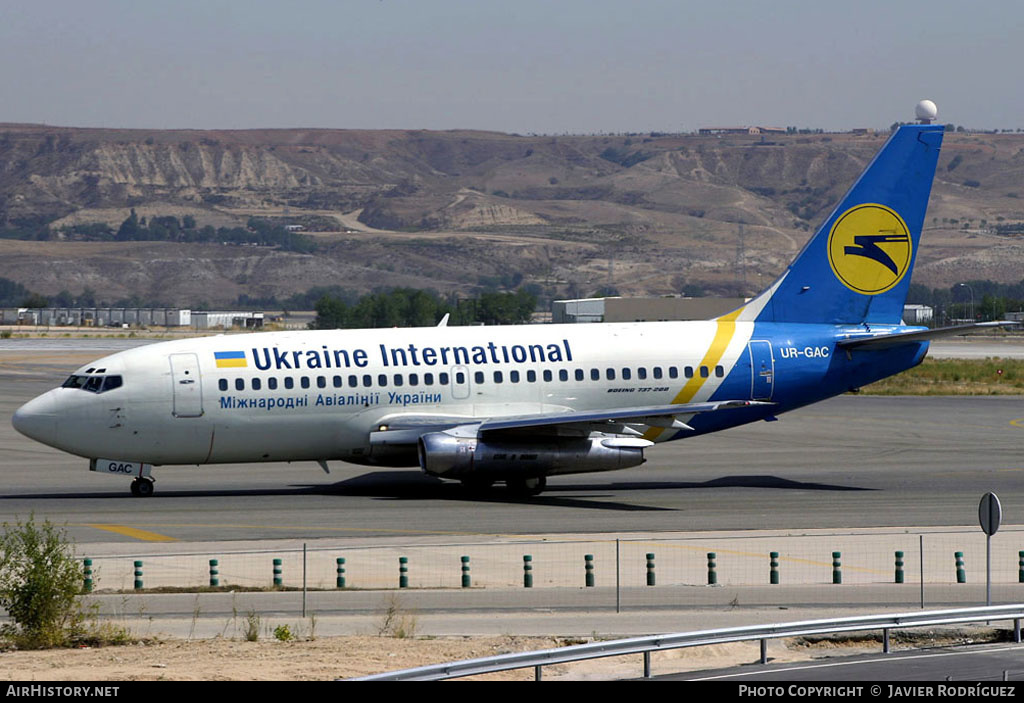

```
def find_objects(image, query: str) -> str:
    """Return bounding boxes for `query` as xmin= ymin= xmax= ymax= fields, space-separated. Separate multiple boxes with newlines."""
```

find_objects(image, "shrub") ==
xmin=0 ymin=516 xmax=88 ymax=648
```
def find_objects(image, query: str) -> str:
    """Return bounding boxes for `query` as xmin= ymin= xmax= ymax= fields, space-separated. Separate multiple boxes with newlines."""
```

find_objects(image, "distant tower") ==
xmin=915 ymin=100 xmax=938 ymax=124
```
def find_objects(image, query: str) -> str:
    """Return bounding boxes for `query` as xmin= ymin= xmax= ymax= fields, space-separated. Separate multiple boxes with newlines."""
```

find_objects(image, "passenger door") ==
xmin=169 ymin=353 xmax=204 ymax=417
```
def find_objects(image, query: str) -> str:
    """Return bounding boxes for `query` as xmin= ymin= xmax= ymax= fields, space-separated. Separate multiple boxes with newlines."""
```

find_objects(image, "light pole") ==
xmin=957 ymin=282 xmax=975 ymax=322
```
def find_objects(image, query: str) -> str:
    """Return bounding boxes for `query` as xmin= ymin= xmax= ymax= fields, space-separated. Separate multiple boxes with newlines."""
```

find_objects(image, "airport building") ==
xmin=902 ymin=304 xmax=934 ymax=324
xmin=553 ymin=298 xmax=940 ymax=325
xmin=552 ymin=297 xmax=747 ymax=323
xmin=0 ymin=307 xmax=263 ymax=330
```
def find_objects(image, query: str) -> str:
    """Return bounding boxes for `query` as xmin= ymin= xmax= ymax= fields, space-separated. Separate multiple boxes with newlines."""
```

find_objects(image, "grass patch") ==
xmin=862 ymin=358 xmax=1024 ymax=395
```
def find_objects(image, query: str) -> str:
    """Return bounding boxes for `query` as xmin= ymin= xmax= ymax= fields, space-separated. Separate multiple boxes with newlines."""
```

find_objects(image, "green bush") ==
xmin=0 ymin=516 xmax=89 ymax=648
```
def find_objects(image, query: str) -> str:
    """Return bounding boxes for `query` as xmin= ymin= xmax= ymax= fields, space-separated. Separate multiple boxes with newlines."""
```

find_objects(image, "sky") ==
xmin=1 ymin=0 xmax=1021 ymax=133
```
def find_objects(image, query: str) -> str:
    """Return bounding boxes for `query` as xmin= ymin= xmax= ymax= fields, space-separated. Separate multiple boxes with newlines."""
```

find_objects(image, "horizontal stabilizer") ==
xmin=837 ymin=321 xmax=1020 ymax=351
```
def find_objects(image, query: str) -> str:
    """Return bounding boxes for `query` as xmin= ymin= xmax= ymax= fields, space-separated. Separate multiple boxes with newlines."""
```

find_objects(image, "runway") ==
xmin=1 ymin=344 xmax=1022 ymax=544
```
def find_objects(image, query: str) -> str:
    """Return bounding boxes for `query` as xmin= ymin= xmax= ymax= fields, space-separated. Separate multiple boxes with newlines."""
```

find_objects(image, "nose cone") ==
xmin=12 ymin=392 xmax=59 ymax=446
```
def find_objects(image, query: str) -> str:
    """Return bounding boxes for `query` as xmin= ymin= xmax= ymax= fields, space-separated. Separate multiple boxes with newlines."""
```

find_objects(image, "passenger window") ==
xmin=101 ymin=375 xmax=123 ymax=392
xmin=493 ymin=371 xmax=503 ymax=383
xmin=378 ymin=374 xmax=387 ymax=386
xmin=591 ymin=368 xmax=600 ymax=381
xmin=474 ymin=371 xmax=484 ymax=384
xmin=455 ymin=372 xmax=465 ymax=384
xmin=606 ymin=368 xmax=616 ymax=381
xmin=301 ymin=377 xmax=310 ymax=389
xmin=235 ymin=378 xmax=245 ymax=391
xmin=575 ymin=369 xmax=584 ymax=381
xmin=439 ymin=372 xmax=450 ymax=385
xmin=669 ymin=367 xmax=679 ymax=379
xmin=638 ymin=367 xmax=647 ymax=380
xmin=394 ymin=374 xmax=404 ymax=387
xmin=700 ymin=366 xmax=709 ymax=378
xmin=510 ymin=370 xmax=520 ymax=383
xmin=333 ymin=375 xmax=343 ymax=388
xmin=316 ymin=376 xmax=326 ymax=388
xmin=362 ymin=375 xmax=372 ymax=387
xmin=348 ymin=375 xmax=357 ymax=387
xmin=543 ymin=370 xmax=552 ymax=382
xmin=218 ymin=379 xmax=228 ymax=392
xmin=559 ymin=369 xmax=568 ymax=382
xmin=424 ymin=373 xmax=435 ymax=386
xmin=252 ymin=377 xmax=262 ymax=391
xmin=284 ymin=377 xmax=294 ymax=389
xmin=526 ymin=370 xmax=536 ymax=383
xmin=622 ymin=368 xmax=632 ymax=380
xmin=269 ymin=377 xmax=278 ymax=390
xmin=409 ymin=373 xmax=419 ymax=386
xmin=653 ymin=367 xmax=663 ymax=380
xmin=685 ymin=366 xmax=694 ymax=379
xmin=715 ymin=365 xmax=724 ymax=377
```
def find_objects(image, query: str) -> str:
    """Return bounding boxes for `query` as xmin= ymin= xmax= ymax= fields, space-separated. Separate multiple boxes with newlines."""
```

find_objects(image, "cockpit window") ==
xmin=101 ymin=375 xmax=123 ymax=392
xmin=62 ymin=375 xmax=86 ymax=389
xmin=62 ymin=374 xmax=123 ymax=394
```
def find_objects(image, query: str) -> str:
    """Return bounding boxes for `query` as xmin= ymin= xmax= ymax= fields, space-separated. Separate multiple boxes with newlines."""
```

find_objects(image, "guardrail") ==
xmin=350 ymin=604 xmax=1024 ymax=681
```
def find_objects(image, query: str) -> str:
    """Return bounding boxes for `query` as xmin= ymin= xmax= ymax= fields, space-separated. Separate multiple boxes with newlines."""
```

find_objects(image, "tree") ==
xmin=115 ymin=208 xmax=140 ymax=241
xmin=0 ymin=516 xmax=88 ymax=648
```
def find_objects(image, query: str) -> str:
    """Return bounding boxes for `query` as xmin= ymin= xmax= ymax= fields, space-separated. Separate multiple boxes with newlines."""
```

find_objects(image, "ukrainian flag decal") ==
xmin=214 ymin=351 xmax=247 ymax=368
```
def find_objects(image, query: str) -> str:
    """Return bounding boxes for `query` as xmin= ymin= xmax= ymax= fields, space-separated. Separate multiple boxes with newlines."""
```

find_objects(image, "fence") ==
xmin=75 ymin=528 xmax=1024 ymax=611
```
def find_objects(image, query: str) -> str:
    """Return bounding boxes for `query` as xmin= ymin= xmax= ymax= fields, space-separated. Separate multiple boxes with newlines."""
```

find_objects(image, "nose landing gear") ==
xmin=130 ymin=477 xmax=155 ymax=497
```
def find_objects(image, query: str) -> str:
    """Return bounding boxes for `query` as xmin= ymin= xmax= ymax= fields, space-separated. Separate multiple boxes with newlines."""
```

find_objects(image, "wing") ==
xmin=369 ymin=400 xmax=770 ymax=446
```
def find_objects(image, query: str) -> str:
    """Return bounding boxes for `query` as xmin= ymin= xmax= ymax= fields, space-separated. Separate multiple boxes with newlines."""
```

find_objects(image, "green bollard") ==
xmin=523 ymin=555 xmax=533 ymax=588
xmin=707 ymin=553 xmax=717 ymax=585
xmin=83 ymin=558 xmax=93 ymax=593
xmin=585 ymin=555 xmax=594 ymax=588
xmin=770 ymin=552 xmax=780 ymax=584
xmin=399 ymin=556 xmax=409 ymax=588
xmin=832 ymin=551 xmax=842 ymax=585
xmin=461 ymin=556 xmax=471 ymax=588
xmin=133 ymin=560 xmax=143 ymax=590
xmin=337 ymin=557 xmax=346 ymax=588
xmin=895 ymin=551 xmax=905 ymax=584
xmin=1019 ymin=551 xmax=1024 ymax=584
xmin=273 ymin=558 xmax=283 ymax=587
xmin=646 ymin=553 xmax=656 ymax=586
xmin=955 ymin=552 xmax=966 ymax=583
xmin=209 ymin=559 xmax=219 ymax=587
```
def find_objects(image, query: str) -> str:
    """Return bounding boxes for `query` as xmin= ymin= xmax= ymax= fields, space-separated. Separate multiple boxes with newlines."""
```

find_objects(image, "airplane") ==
xmin=10 ymin=109 xmax=1011 ymax=497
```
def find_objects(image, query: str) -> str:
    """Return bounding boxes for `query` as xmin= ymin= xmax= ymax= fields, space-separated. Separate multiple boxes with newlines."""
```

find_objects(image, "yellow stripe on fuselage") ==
xmin=215 ymin=358 xmax=247 ymax=368
xmin=643 ymin=308 xmax=744 ymax=441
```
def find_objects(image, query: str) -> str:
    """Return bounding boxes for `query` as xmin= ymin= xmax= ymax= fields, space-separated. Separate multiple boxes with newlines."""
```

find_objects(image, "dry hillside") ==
xmin=1 ymin=124 xmax=1022 ymax=306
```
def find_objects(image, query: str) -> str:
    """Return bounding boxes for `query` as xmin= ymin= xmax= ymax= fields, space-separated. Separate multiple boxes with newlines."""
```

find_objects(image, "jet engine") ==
xmin=417 ymin=431 xmax=649 ymax=479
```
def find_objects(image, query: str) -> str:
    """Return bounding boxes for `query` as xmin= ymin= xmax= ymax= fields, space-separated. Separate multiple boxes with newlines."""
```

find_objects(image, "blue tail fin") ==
xmin=748 ymin=124 xmax=943 ymax=325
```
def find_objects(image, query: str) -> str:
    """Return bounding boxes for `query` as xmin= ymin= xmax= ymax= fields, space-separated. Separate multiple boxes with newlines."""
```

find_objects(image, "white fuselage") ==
xmin=15 ymin=318 xmax=764 ymax=467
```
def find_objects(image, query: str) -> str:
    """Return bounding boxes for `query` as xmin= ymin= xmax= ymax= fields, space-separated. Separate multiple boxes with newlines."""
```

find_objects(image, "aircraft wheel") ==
xmin=507 ymin=476 xmax=546 ymax=497
xmin=131 ymin=478 xmax=154 ymax=497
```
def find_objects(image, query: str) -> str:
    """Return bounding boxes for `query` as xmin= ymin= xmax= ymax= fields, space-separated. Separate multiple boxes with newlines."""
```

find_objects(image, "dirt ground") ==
xmin=0 ymin=634 xmax=832 ymax=681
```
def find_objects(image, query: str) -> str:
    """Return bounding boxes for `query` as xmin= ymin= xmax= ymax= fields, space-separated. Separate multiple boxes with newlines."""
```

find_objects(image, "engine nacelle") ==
xmin=417 ymin=432 xmax=649 ymax=479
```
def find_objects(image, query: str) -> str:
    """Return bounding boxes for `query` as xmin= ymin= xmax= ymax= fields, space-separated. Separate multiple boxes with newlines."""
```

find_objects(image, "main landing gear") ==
xmin=130 ymin=477 xmax=155 ymax=497
xmin=506 ymin=476 xmax=547 ymax=497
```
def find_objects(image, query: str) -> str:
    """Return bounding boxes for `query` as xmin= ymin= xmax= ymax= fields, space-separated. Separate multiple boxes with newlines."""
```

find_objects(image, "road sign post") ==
xmin=979 ymin=492 xmax=1002 ymax=608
